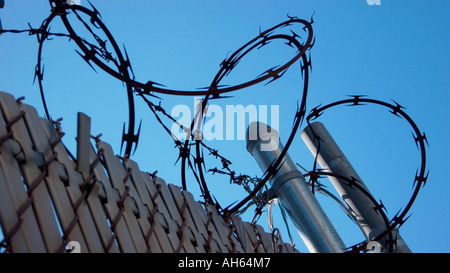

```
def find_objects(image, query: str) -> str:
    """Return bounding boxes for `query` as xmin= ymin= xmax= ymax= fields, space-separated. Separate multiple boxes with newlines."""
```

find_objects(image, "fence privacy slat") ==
xmin=121 ymin=159 xmax=164 ymax=253
xmin=98 ymin=141 xmax=149 ymax=252
xmin=41 ymin=118 xmax=106 ymax=253
xmin=21 ymin=104 xmax=89 ymax=252
xmin=76 ymin=112 xmax=91 ymax=180
xmin=243 ymin=221 xmax=265 ymax=253
xmin=204 ymin=204 xmax=229 ymax=253
xmin=230 ymin=215 xmax=254 ymax=253
xmin=0 ymin=92 xmax=298 ymax=253
xmin=0 ymin=166 xmax=29 ymax=252
xmin=143 ymin=175 xmax=172 ymax=227
xmin=154 ymin=177 xmax=184 ymax=228
xmin=169 ymin=184 xmax=206 ymax=253
xmin=151 ymin=211 xmax=174 ymax=253
xmin=254 ymin=224 xmax=274 ymax=253
xmin=123 ymin=159 xmax=153 ymax=209
xmin=90 ymin=143 xmax=137 ymax=253
xmin=181 ymin=191 xmax=209 ymax=253
xmin=86 ymin=180 xmax=120 ymax=253
xmin=206 ymin=204 xmax=232 ymax=253
xmin=0 ymin=105 xmax=46 ymax=252
xmin=0 ymin=92 xmax=63 ymax=252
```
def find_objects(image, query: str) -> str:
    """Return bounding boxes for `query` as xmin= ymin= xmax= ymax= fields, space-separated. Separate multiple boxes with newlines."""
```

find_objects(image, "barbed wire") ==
xmin=1 ymin=0 xmax=428 ymax=252
xmin=305 ymin=96 xmax=428 ymax=252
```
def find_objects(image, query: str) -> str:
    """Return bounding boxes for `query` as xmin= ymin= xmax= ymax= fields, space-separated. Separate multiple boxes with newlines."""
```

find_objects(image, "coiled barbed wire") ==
xmin=1 ymin=0 xmax=428 ymax=252
xmin=305 ymin=96 xmax=428 ymax=252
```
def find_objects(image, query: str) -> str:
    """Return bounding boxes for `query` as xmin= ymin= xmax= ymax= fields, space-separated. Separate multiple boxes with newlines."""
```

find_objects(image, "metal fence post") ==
xmin=301 ymin=121 xmax=411 ymax=252
xmin=246 ymin=122 xmax=346 ymax=253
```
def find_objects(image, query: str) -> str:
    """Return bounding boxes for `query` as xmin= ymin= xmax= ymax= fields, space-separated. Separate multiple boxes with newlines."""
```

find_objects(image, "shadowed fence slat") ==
xmin=0 ymin=104 xmax=46 ymax=252
xmin=0 ymin=92 xmax=63 ymax=252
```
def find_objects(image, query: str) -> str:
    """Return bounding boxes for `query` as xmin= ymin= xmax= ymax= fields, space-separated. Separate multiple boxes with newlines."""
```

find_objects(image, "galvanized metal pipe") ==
xmin=301 ymin=121 xmax=411 ymax=252
xmin=246 ymin=122 xmax=346 ymax=253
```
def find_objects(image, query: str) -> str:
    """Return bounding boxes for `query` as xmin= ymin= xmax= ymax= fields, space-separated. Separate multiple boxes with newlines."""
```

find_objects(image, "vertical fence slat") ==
xmin=181 ymin=191 xmax=209 ymax=252
xmin=0 ymin=167 xmax=29 ymax=252
xmin=168 ymin=184 xmax=203 ymax=253
xmin=151 ymin=212 xmax=175 ymax=252
xmin=201 ymin=204 xmax=227 ymax=253
xmin=85 ymin=181 xmax=119 ymax=253
xmin=123 ymin=168 xmax=169 ymax=253
xmin=76 ymin=112 xmax=91 ymax=179
xmin=230 ymin=215 xmax=255 ymax=253
xmin=122 ymin=159 xmax=162 ymax=253
xmin=89 ymin=144 xmax=137 ymax=253
xmin=41 ymin=118 xmax=106 ymax=253
xmin=205 ymin=204 xmax=232 ymax=253
xmin=96 ymin=141 xmax=147 ymax=252
xmin=21 ymin=104 xmax=89 ymax=252
xmin=0 ymin=105 xmax=46 ymax=252
xmin=123 ymin=159 xmax=153 ymax=208
xmin=254 ymin=224 xmax=274 ymax=253
xmin=243 ymin=221 xmax=265 ymax=253
xmin=150 ymin=177 xmax=184 ymax=252
xmin=154 ymin=177 xmax=184 ymax=227
xmin=0 ymin=92 xmax=63 ymax=252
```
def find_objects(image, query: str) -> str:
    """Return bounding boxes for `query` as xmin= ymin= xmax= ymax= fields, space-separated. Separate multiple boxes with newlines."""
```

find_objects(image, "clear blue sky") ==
xmin=1 ymin=0 xmax=449 ymax=253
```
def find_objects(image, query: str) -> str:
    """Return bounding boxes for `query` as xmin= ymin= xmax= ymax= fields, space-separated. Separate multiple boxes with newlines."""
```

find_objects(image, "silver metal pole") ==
xmin=301 ymin=121 xmax=411 ymax=253
xmin=246 ymin=122 xmax=346 ymax=253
